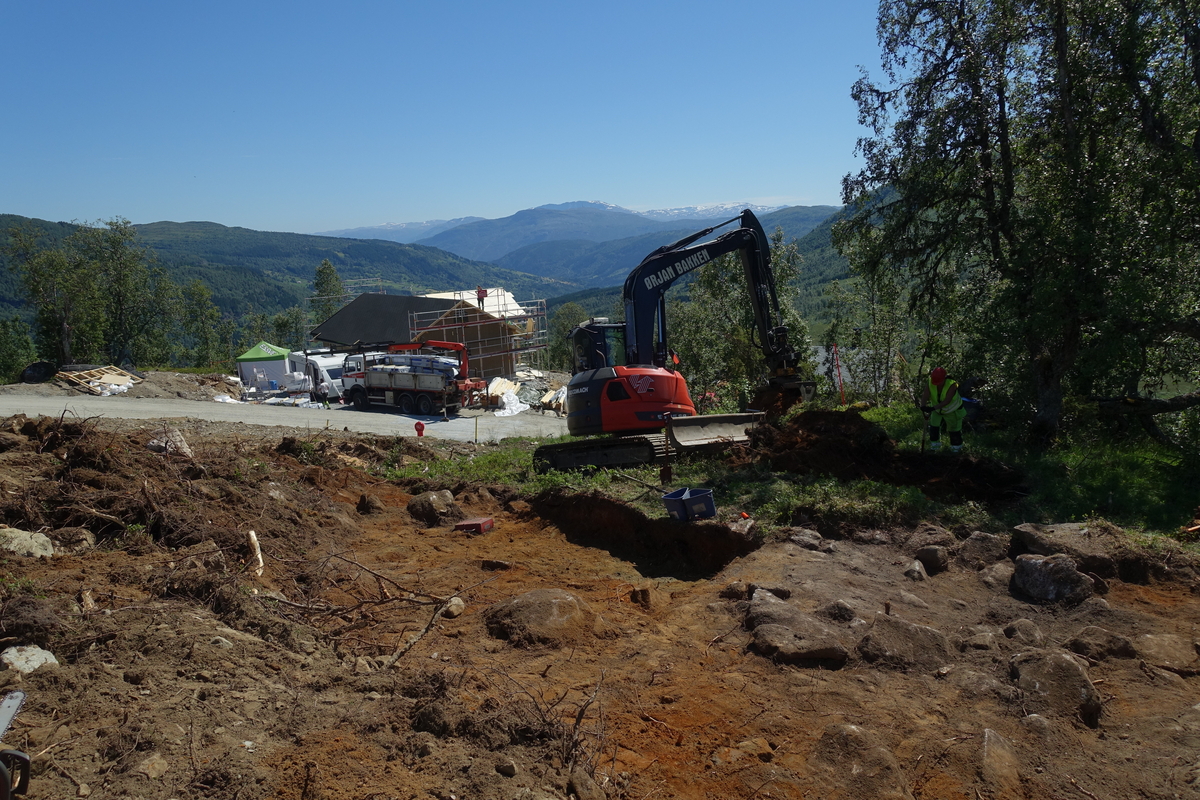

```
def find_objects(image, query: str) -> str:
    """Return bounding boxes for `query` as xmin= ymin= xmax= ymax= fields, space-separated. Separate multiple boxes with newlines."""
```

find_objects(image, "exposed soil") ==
xmin=0 ymin=373 xmax=1198 ymax=799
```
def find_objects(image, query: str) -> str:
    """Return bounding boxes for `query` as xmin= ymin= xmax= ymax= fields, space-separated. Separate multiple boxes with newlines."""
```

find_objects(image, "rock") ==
xmin=496 ymin=760 xmax=518 ymax=777
xmin=788 ymin=528 xmax=834 ymax=552
xmin=915 ymin=545 xmax=950 ymax=575
xmin=981 ymin=728 xmax=1021 ymax=797
xmin=506 ymin=499 xmax=532 ymax=514
xmin=441 ymin=597 xmax=466 ymax=618
xmin=979 ymin=561 xmax=1015 ymax=590
xmin=568 ymin=767 xmax=605 ymax=800
xmin=1012 ymin=553 xmax=1094 ymax=604
xmin=1064 ymin=626 xmax=1137 ymax=660
xmin=1134 ymin=634 xmax=1200 ymax=671
xmin=483 ymin=588 xmax=596 ymax=648
xmin=956 ymin=532 xmax=1010 ymax=570
xmin=629 ymin=586 xmax=667 ymax=611
xmin=856 ymin=613 xmax=953 ymax=672
xmin=1012 ymin=522 xmax=1119 ymax=577
xmin=0 ymin=528 xmax=54 ymax=559
xmin=808 ymin=724 xmax=914 ymax=799
xmin=897 ymin=591 xmax=929 ymax=609
xmin=1004 ymin=619 xmax=1045 ymax=647
xmin=817 ymin=600 xmax=857 ymax=623
xmin=47 ymin=526 xmax=96 ymax=555
xmin=407 ymin=490 xmax=464 ymax=527
xmin=751 ymin=624 xmax=850 ymax=667
xmin=745 ymin=590 xmax=848 ymax=667
xmin=1 ymin=645 xmax=59 ymax=673
xmin=356 ymin=493 xmax=385 ymax=514
xmin=904 ymin=559 xmax=928 ymax=581
xmin=1020 ymin=713 xmax=1051 ymax=735
xmin=905 ymin=522 xmax=955 ymax=550
xmin=147 ymin=429 xmax=193 ymax=458
xmin=719 ymin=581 xmax=750 ymax=600
xmin=134 ymin=752 xmax=170 ymax=779
xmin=964 ymin=631 xmax=997 ymax=650
xmin=948 ymin=669 xmax=1019 ymax=701
xmin=481 ymin=559 xmax=512 ymax=571
xmin=1009 ymin=649 xmax=1101 ymax=727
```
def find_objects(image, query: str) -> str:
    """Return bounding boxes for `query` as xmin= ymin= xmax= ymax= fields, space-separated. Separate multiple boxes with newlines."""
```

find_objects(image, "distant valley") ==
xmin=1 ymin=201 xmax=850 ymax=323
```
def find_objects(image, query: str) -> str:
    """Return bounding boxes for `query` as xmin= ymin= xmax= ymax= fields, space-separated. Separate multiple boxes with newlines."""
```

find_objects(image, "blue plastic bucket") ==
xmin=685 ymin=488 xmax=716 ymax=520
xmin=268 ymin=380 xmax=278 ymax=391
xmin=661 ymin=488 xmax=690 ymax=520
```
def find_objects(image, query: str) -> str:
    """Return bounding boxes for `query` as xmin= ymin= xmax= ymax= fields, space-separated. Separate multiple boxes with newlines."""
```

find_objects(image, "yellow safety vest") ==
xmin=929 ymin=377 xmax=963 ymax=414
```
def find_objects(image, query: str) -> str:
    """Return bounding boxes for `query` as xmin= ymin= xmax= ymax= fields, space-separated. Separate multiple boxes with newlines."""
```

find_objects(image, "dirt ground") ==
xmin=1 ymin=373 xmax=1199 ymax=799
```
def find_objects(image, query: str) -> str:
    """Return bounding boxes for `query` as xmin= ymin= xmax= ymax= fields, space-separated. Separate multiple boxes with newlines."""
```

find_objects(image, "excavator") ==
xmin=533 ymin=209 xmax=814 ymax=471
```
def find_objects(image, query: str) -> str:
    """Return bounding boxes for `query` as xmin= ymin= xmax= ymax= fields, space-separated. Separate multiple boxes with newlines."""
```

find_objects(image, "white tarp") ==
xmin=494 ymin=390 xmax=529 ymax=416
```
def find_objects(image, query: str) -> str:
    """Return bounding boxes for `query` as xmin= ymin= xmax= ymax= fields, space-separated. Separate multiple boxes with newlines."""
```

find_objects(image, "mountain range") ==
xmin=1 ymin=201 xmax=850 ymax=324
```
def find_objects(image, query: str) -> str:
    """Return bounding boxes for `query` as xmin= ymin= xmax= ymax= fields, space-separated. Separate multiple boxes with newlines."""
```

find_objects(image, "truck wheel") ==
xmin=417 ymin=394 xmax=434 ymax=415
xmin=398 ymin=393 xmax=415 ymax=414
xmin=351 ymin=389 xmax=369 ymax=411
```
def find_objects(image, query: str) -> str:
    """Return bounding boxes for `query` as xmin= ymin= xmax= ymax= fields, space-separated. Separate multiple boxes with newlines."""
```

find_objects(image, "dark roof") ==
xmin=310 ymin=293 xmax=459 ymax=346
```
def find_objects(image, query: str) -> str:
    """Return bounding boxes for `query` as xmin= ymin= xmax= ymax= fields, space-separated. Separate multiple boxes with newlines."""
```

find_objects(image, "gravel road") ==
xmin=0 ymin=394 xmax=570 ymax=442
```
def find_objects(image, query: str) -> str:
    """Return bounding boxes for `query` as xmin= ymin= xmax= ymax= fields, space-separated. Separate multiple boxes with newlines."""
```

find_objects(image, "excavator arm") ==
xmin=620 ymin=210 xmax=799 ymax=382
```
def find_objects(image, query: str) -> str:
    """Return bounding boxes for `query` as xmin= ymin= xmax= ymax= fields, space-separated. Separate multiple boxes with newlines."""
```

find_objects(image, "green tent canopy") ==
xmin=235 ymin=341 xmax=289 ymax=362
xmin=235 ymin=341 xmax=290 ymax=388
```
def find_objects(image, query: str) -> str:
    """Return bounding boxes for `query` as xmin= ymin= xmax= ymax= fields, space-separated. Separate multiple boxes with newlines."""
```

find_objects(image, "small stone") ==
xmin=904 ymin=559 xmax=928 ymax=581
xmin=135 ymin=752 xmax=169 ymax=779
xmin=496 ymin=760 xmax=518 ymax=777
xmin=441 ymin=597 xmax=466 ymax=618
xmin=210 ymin=636 xmax=234 ymax=649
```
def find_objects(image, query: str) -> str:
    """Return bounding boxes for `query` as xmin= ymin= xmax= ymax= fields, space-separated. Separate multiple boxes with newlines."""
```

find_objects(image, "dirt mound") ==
xmin=730 ymin=409 xmax=1025 ymax=504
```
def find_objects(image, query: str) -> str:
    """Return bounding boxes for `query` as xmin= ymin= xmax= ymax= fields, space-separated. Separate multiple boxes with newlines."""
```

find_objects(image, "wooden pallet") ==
xmin=56 ymin=366 xmax=144 ymax=395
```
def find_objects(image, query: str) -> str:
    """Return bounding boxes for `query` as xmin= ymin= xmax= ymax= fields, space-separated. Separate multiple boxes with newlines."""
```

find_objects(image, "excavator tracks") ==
xmin=532 ymin=434 xmax=670 ymax=473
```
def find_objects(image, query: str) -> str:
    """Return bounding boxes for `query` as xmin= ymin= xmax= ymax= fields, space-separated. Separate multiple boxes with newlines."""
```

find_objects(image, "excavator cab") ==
xmin=570 ymin=318 xmax=626 ymax=373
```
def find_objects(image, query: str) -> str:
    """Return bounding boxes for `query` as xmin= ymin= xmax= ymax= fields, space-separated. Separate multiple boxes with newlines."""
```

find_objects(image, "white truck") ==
xmin=341 ymin=340 xmax=486 ymax=415
xmin=287 ymin=351 xmax=346 ymax=401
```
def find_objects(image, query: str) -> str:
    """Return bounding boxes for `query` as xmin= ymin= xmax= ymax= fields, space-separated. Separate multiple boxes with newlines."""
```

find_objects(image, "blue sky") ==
xmin=3 ymin=1 xmax=881 ymax=234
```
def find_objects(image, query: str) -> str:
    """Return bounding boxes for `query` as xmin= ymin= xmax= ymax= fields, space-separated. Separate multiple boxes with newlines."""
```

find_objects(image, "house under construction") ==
xmin=309 ymin=288 xmax=546 ymax=381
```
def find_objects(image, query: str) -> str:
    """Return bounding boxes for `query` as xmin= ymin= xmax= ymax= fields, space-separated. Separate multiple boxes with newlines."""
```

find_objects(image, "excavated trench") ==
xmin=529 ymin=491 xmax=759 ymax=579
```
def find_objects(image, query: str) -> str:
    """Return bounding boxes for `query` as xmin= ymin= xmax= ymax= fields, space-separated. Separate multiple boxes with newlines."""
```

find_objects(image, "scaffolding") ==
xmin=408 ymin=288 xmax=546 ymax=380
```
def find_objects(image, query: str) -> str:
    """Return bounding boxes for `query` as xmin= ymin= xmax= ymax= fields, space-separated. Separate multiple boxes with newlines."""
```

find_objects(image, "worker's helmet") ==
xmin=931 ymin=367 xmax=947 ymax=385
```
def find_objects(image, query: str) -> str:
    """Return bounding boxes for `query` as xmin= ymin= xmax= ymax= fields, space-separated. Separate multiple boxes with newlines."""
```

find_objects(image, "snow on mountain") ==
xmin=533 ymin=200 xmax=785 ymax=221
xmin=636 ymin=202 xmax=785 ymax=221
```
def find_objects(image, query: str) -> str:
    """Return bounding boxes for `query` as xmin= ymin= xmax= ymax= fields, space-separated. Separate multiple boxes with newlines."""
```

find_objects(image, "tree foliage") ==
xmin=670 ymin=228 xmax=815 ymax=412
xmin=311 ymin=259 xmax=346 ymax=324
xmin=547 ymin=302 xmax=590 ymax=371
xmin=839 ymin=0 xmax=1200 ymax=447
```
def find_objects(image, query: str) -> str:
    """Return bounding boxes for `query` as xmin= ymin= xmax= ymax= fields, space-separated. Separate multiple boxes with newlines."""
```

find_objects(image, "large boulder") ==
xmin=808 ymin=724 xmax=913 ymax=799
xmin=0 ymin=528 xmax=53 ymax=559
xmin=1011 ymin=553 xmax=1094 ymax=605
xmin=745 ymin=590 xmax=848 ymax=666
xmin=1009 ymin=649 xmax=1102 ymax=727
xmin=956 ymin=532 xmax=1010 ymax=570
xmin=855 ymin=613 xmax=953 ymax=672
xmin=406 ymin=490 xmax=464 ymax=527
xmin=1134 ymin=633 xmax=1200 ymax=672
xmin=1064 ymin=626 xmax=1137 ymax=661
xmin=1012 ymin=522 xmax=1118 ymax=577
xmin=483 ymin=588 xmax=597 ymax=648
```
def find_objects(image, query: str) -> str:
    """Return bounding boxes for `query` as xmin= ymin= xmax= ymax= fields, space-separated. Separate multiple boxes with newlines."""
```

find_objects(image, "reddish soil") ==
xmin=0 ymin=375 xmax=1197 ymax=799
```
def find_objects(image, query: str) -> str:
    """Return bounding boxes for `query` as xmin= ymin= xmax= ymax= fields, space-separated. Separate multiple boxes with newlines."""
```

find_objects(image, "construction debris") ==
xmin=56 ymin=366 xmax=144 ymax=395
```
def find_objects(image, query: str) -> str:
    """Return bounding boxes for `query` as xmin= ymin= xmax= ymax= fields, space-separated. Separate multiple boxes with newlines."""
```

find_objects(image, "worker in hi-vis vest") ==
xmin=921 ymin=367 xmax=967 ymax=452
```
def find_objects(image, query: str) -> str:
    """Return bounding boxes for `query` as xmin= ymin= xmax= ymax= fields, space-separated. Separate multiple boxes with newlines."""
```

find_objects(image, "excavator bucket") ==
xmin=667 ymin=413 xmax=764 ymax=454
